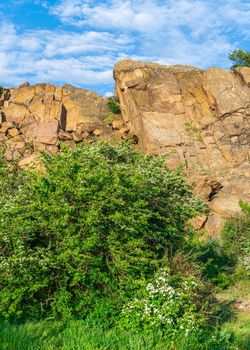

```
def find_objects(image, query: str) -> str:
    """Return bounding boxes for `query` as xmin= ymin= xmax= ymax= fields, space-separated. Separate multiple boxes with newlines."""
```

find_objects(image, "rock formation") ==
xmin=0 ymin=82 xmax=126 ymax=167
xmin=0 ymin=60 xmax=249 ymax=234
xmin=114 ymin=60 xmax=250 ymax=233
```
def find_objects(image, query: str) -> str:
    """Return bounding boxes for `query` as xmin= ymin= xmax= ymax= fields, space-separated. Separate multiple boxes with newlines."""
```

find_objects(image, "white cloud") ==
xmin=0 ymin=22 xmax=134 ymax=91
xmin=50 ymin=0 xmax=250 ymax=34
xmin=49 ymin=0 xmax=249 ymax=67
xmin=104 ymin=91 xmax=114 ymax=97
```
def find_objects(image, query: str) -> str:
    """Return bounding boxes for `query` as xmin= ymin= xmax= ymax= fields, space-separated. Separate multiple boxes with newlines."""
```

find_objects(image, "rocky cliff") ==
xmin=114 ymin=60 xmax=250 ymax=233
xmin=0 ymin=60 xmax=250 ymax=234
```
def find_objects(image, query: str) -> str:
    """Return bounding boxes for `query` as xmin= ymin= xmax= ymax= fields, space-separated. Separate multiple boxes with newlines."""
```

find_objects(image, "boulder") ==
xmin=26 ymin=120 xmax=59 ymax=145
xmin=18 ymin=153 xmax=43 ymax=170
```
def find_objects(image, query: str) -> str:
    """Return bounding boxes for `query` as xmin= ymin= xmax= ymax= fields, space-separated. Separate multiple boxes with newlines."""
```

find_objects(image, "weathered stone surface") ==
xmin=18 ymin=153 xmax=43 ymax=170
xmin=1 ymin=83 xmax=107 ymax=133
xmin=112 ymin=117 xmax=124 ymax=130
xmin=62 ymin=85 xmax=104 ymax=131
xmin=235 ymin=66 xmax=250 ymax=86
xmin=93 ymin=128 xmax=103 ymax=136
xmin=114 ymin=59 xmax=250 ymax=233
xmin=58 ymin=130 xmax=73 ymax=141
xmin=26 ymin=120 xmax=59 ymax=145
xmin=0 ymin=83 xmax=116 ymax=163
xmin=0 ymin=121 xmax=15 ymax=133
xmin=8 ymin=128 xmax=20 ymax=137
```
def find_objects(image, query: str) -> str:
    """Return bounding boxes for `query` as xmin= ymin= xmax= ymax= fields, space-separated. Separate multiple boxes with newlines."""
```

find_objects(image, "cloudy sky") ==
xmin=0 ymin=0 xmax=249 ymax=96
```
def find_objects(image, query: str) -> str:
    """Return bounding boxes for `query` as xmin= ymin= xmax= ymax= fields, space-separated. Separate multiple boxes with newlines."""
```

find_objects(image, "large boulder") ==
xmin=114 ymin=59 xmax=250 ymax=233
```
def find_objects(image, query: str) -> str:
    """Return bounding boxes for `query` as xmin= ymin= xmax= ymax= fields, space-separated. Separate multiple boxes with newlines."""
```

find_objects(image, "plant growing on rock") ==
xmin=0 ymin=141 xmax=205 ymax=321
xmin=229 ymin=49 xmax=250 ymax=68
xmin=107 ymin=97 xmax=121 ymax=114
xmin=0 ymin=86 xmax=5 ymax=95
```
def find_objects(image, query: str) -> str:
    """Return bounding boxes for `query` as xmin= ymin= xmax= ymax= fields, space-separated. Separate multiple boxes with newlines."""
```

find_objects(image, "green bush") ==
xmin=229 ymin=49 xmax=250 ymax=68
xmin=0 ymin=141 xmax=204 ymax=321
xmin=107 ymin=98 xmax=121 ymax=114
xmin=222 ymin=201 xmax=250 ymax=274
xmin=0 ymin=151 xmax=26 ymax=200
xmin=183 ymin=239 xmax=236 ymax=288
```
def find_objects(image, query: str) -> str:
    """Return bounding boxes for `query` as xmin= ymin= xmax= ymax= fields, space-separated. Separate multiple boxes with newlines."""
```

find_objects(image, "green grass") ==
xmin=219 ymin=278 xmax=250 ymax=350
xmin=219 ymin=279 xmax=250 ymax=301
xmin=0 ymin=321 xmax=189 ymax=350
xmin=0 ymin=319 xmax=249 ymax=350
xmin=224 ymin=311 xmax=250 ymax=350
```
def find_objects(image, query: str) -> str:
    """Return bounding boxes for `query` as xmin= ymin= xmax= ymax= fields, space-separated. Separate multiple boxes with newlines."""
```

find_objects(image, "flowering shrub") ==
xmin=120 ymin=268 xmax=214 ymax=336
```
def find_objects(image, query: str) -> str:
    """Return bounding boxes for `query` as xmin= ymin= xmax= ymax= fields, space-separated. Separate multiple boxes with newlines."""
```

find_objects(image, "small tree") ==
xmin=229 ymin=49 xmax=250 ymax=68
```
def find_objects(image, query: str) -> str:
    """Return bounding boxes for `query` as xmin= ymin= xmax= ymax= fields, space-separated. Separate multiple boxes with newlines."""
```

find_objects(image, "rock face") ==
xmin=0 ymin=83 xmax=123 ymax=167
xmin=114 ymin=59 xmax=250 ymax=233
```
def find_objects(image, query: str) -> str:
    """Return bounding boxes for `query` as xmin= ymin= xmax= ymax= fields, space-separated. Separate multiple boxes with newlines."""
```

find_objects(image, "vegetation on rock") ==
xmin=107 ymin=97 xmax=121 ymax=114
xmin=229 ymin=49 xmax=250 ymax=68
xmin=0 ymin=86 xmax=5 ymax=95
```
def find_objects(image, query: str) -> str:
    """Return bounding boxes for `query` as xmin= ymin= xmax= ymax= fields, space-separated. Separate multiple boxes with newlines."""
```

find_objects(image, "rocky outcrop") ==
xmin=0 ymin=83 xmax=127 ymax=167
xmin=114 ymin=60 xmax=250 ymax=233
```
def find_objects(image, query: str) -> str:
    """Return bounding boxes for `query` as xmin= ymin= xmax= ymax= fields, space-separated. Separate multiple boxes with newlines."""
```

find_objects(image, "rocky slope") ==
xmin=1 ymin=60 xmax=250 ymax=234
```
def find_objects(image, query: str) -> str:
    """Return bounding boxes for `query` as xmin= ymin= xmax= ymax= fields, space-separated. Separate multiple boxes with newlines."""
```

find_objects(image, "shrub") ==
xmin=119 ymin=267 xmax=216 ymax=336
xmin=222 ymin=201 xmax=250 ymax=274
xmin=0 ymin=141 xmax=204 ymax=321
xmin=0 ymin=151 xmax=26 ymax=200
xmin=183 ymin=239 xmax=236 ymax=288
xmin=107 ymin=98 xmax=121 ymax=114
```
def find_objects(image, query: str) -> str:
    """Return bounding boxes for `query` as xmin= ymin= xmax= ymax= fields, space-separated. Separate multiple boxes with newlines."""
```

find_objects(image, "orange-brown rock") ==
xmin=25 ymin=120 xmax=59 ymax=145
xmin=1 ymin=83 xmax=109 ymax=134
xmin=18 ymin=153 xmax=44 ymax=170
xmin=0 ymin=82 xmax=114 ymax=164
xmin=114 ymin=59 xmax=250 ymax=233
xmin=112 ymin=117 xmax=124 ymax=130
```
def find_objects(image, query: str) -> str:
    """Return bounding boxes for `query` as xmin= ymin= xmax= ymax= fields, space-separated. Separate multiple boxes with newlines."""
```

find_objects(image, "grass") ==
xmin=219 ymin=278 xmax=250 ymax=350
xmin=224 ymin=311 xmax=250 ymax=350
xmin=0 ymin=318 xmax=248 ymax=350
xmin=0 ymin=321 xmax=200 ymax=350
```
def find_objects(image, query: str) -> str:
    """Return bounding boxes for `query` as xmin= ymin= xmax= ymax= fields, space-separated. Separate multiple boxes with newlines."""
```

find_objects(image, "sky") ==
xmin=0 ymin=0 xmax=249 ymax=96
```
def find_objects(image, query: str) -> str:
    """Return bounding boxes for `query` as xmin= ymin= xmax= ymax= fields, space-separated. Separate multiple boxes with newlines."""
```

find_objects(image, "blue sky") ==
xmin=0 ymin=0 xmax=249 ymax=96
